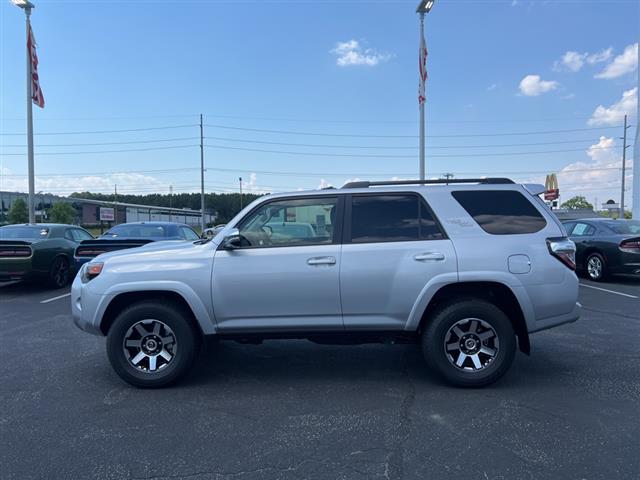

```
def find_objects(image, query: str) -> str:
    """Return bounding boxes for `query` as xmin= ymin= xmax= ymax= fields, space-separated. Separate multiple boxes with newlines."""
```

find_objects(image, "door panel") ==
xmin=212 ymin=245 xmax=342 ymax=332
xmin=340 ymin=240 xmax=457 ymax=329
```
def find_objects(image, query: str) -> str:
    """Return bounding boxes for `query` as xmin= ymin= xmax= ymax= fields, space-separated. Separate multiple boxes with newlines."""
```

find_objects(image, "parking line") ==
xmin=579 ymin=283 xmax=638 ymax=299
xmin=40 ymin=292 xmax=71 ymax=304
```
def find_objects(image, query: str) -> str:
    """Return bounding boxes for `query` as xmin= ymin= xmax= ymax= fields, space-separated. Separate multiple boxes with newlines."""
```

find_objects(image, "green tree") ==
xmin=561 ymin=196 xmax=594 ymax=210
xmin=48 ymin=202 xmax=77 ymax=224
xmin=8 ymin=198 xmax=29 ymax=224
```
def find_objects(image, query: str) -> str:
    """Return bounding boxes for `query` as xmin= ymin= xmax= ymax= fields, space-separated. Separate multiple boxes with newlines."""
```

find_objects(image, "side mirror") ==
xmin=221 ymin=228 xmax=242 ymax=250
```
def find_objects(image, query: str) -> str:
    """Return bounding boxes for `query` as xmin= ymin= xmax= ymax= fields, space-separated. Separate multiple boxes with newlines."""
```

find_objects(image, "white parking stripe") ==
xmin=40 ymin=292 xmax=71 ymax=304
xmin=579 ymin=283 xmax=638 ymax=299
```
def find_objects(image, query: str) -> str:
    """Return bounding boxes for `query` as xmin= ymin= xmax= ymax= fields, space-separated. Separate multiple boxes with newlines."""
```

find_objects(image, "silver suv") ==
xmin=71 ymin=178 xmax=580 ymax=388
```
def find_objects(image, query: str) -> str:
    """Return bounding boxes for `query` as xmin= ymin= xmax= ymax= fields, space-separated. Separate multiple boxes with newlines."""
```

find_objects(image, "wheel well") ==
xmin=99 ymin=291 xmax=203 ymax=337
xmin=419 ymin=282 xmax=530 ymax=355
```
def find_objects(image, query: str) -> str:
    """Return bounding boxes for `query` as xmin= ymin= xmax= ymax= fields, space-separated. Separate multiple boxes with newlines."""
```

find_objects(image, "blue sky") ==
xmin=0 ymin=0 xmax=638 ymax=208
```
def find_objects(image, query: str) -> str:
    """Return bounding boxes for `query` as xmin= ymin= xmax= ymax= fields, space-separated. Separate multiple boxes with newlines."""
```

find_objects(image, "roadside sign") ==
xmin=544 ymin=174 xmax=559 ymax=201
xmin=99 ymin=207 xmax=115 ymax=222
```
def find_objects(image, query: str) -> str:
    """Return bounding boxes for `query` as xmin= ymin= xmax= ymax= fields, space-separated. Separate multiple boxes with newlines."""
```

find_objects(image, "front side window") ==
xmin=452 ymin=190 xmax=547 ymax=235
xmin=350 ymin=194 xmax=444 ymax=243
xmin=571 ymin=223 xmax=595 ymax=237
xmin=238 ymin=197 xmax=338 ymax=248
xmin=180 ymin=227 xmax=200 ymax=241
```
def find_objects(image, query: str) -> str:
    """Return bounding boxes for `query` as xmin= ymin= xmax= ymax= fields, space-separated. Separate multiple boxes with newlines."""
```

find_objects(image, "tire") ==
xmin=106 ymin=301 xmax=201 ymax=388
xmin=47 ymin=256 xmax=70 ymax=289
xmin=421 ymin=300 xmax=516 ymax=388
xmin=585 ymin=252 xmax=607 ymax=282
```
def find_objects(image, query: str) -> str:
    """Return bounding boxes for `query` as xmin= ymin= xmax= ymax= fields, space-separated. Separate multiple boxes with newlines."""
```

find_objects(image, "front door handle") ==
xmin=307 ymin=256 xmax=337 ymax=266
xmin=414 ymin=252 xmax=445 ymax=262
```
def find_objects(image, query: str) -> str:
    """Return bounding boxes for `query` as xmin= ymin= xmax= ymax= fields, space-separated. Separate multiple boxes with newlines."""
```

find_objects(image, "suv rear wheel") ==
xmin=421 ymin=300 xmax=516 ymax=387
xmin=106 ymin=301 xmax=200 ymax=388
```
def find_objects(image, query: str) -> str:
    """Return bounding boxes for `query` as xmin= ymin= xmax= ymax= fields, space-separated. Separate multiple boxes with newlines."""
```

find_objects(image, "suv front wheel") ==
xmin=421 ymin=300 xmax=516 ymax=388
xmin=106 ymin=301 xmax=200 ymax=388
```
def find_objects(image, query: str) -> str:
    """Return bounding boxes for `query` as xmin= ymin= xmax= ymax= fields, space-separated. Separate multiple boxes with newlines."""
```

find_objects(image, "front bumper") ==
xmin=71 ymin=274 xmax=111 ymax=336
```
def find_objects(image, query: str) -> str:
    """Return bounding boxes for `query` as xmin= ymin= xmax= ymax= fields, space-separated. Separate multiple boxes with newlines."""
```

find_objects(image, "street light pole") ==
xmin=12 ymin=0 xmax=36 ymax=223
xmin=416 ymin=0 xmax=434 ymax=181
xmin=633 ymin=43 xmax=640 ymax=220
xmin=200 ymin=114 xmax=205 ymax=231
xmin=419 ymin=12 xmax=425 ymax=180
xmin=620 ymin=115 xmax=630 ymax=219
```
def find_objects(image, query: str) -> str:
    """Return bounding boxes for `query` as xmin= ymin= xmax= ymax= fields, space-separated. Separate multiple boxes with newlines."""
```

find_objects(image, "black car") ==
xmin=562 ymin=218 xmax=640 ymax=281
xmin=74 ymin=221 xmax=200 ymax=268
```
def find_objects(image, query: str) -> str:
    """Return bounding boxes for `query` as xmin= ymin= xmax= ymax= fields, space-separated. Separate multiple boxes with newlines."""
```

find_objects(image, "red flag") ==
xmin=418 ymin=35 xmax=428 ymax=106
xmin=27 ymin=22 xmax=44 ymax=108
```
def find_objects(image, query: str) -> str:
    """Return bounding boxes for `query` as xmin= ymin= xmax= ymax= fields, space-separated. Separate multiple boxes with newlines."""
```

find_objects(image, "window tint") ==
xmin=64 ymin=229 xmax=75 ymax=241
xmin=180 ymin=227 xmax=199 ymax=241
xmin=72 ymin=229 xmax=93 ymax=242
xmin=350 ymin=194 xmax=444 ymax=243
xmin=452 ymin=190 xmax=546 ymax=235
xmin=238 ymin=197 xmax=337 ymax=248
xmin=571 ymin=223 xmax=595 ymax=237
xmin=103 ymin=225 xmax=167 ymax=238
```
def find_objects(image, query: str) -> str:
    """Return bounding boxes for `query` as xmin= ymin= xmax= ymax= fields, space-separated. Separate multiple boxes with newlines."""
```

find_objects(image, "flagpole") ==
xmin=25 ymin=5 xmax=35 ymax=224
xmin=418 ymin=11 xmax=425 ymax=181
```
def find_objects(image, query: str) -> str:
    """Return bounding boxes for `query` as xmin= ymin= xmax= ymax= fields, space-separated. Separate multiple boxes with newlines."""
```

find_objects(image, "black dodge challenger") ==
xmin=562 ymin=218 xmax=640 ymax=281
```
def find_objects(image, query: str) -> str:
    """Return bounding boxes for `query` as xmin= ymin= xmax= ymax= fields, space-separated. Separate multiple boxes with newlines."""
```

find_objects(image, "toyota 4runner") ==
xmin=71 ymin=178 xmax=580 ymax=388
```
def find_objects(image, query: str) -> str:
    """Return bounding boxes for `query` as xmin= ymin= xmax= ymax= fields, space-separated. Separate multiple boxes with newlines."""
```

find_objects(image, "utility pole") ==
xmin=633 ymin=42 xmax=640 ymax=220
xmin=418 ymin=11 xmax=426 ymax=181
xmin=169 ymin=185 xmax=173 ymax=222
xmin=239 ymin=177 xmax=243 ymax=210
xmin=620 ymin=115 xmax=630 ymax=219
xmin=443 ymin=172 xmax=453 ymax=184
xmin=114 ymin=184 xmax=118 ymax=224
xmin=200 ymin=114 xmax=205 ymax=232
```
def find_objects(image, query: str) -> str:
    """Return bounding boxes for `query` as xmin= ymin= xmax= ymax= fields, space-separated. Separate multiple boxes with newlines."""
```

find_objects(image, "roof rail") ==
xmin=341 ymin=178 xmax=515 ymax=189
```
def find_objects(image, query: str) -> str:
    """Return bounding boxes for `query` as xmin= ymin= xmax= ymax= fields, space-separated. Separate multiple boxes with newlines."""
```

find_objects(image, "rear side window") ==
xmin=452 ymin=190 xmax=546 ymax=235
xmin=349 ymin=194 xmax=444 ymax=243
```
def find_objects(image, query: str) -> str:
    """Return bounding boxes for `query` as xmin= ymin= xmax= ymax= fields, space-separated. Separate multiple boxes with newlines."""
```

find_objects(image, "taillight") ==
xmin=620 ymin=238 xmax=640 ymax=253
xmin=547 ymin=237 xmax=576 ymax=271
xmin=0 ymin=246 xmax=32 ymax=258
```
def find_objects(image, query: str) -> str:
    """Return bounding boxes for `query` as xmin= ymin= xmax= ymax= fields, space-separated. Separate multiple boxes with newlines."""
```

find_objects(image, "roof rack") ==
xmin=341 ymin=178 xmax=515 ymax=189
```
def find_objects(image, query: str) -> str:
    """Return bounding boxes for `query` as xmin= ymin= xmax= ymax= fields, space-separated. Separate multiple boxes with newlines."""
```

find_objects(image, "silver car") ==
xmin=72 ymin=178 xmax=580 ymax=388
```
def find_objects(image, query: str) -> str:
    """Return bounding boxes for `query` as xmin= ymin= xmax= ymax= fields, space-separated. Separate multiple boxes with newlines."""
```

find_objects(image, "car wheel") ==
xmin=48 ymin=256 xmax=70 ymax=288
xmin=106 ymin=301 xmax=201 ymax=388
xmin=585 ymin=253 xmax=607 ymax=281
xmin=421 ymin=300 xmax=516 ymax=388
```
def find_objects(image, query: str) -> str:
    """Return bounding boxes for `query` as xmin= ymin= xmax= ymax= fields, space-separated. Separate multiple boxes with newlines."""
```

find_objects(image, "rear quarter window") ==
xmin=452 ymin=190 xmax=546 ymax=235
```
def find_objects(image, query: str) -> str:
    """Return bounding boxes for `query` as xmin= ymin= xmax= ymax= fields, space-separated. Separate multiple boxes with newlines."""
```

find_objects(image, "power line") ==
xmin=203 ymin=144 xmax=623 ymax=159
xmin=0 ymin=145 xmax=199 ymax=156
xmin=0 ymin=137 xmax=200 ymax=148
xmin=0 ymin=124 xmax=199 ymax=136
xmin=204 ymin=124 xmax=622 ymax=138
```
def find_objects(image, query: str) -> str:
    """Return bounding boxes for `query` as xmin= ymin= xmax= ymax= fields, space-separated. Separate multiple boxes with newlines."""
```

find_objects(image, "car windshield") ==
xmin=602 ymin=220 xmax=640 ymax=235
xmin=0 ymin=226 xmax=50 ymax=239
xmin=102 ymin=225 xmax=168 ymax=238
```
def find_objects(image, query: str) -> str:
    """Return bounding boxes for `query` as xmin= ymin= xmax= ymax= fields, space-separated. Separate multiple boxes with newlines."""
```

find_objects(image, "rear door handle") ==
xmin=414 ymin=252 xmax=445 ymax=262
xmin=307 ymin=256 xmax=337 ymax=266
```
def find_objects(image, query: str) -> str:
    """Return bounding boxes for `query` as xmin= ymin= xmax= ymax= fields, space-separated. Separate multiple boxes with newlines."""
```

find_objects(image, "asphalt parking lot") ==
xmin=1 ymin=277 xmax=638 ymax=480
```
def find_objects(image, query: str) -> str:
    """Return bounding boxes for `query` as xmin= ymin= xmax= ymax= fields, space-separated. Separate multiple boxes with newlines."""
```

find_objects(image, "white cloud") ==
xmin=317 ymin=178 xmax=333 ymax=189
xmin=0 ymin=169 xmax=168 ymax=197
xmin=554 ymin=47 xmax=612 ymax=72
xmin=588 ymin=87 xmax=637 ymax=126
xmin=331 ymin=40 xmax=392 ymax=67
xmin=586 ymin=47 xmax=613 ymax=65
xmin=487 ymin=83 xmax=499 ymax=91
xmin=595 ymin=43 xmax=638 ymax=79
xmin=555 ymin=136 xmax=633 ymax=208
xmin=518 ymin=75 xmax=559 ymax=96
xmin=555 ymin=51 xmax=588 ymax=72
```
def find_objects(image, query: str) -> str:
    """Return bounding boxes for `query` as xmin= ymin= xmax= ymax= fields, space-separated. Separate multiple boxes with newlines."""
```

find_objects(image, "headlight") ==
xmin=81 ymin=262 xmax=104 ymax=283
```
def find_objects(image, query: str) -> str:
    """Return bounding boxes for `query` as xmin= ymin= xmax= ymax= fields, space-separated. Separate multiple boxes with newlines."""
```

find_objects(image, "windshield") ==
xmin=102 ymin=225 xmax=169 ymax=238
xmin=602 ymin=220 xmax=640 ymax=235
xmin=0 ymin=226 xmax=50 ymax=239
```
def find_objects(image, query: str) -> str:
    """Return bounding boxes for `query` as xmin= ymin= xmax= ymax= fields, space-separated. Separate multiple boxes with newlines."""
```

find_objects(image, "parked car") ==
xmin=0 ymin=223 xmax=94 ymax=288
xmin=562 ymin=218 xmax=640 ymax=281
xmin=74 ymin=221 xmax=200 ymax=268
xmin=202 ymin=224 xmax=227 ymax=239
xmin=72 ymin=178 xmax=580 ymax=388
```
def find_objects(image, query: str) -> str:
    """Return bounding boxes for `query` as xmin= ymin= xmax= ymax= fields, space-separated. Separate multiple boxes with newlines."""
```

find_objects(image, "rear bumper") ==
xmin=529 ymin=301 xmax=581 ymax=333
xmin=0 ymin=258 xmax=34 ymax=281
